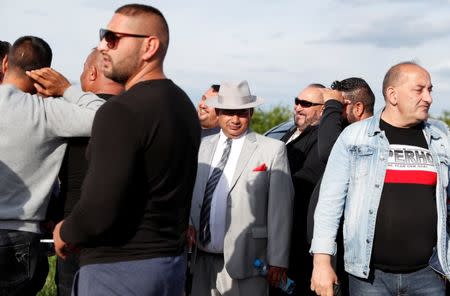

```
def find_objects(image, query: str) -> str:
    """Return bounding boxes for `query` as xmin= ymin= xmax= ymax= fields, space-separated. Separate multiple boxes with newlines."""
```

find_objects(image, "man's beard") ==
xmin=103 ymin=54 xmax=139 ymax=84
xmin=104 ymin=65 xmax=132 ymax=84
xmin=295 ymin=114 xmax=320 ymax=131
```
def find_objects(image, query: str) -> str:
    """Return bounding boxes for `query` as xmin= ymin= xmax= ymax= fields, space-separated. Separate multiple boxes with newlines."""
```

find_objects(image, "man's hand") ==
xmin=321 ymin=88 xmax=350 ymax=105
xmin=26 ymin=67 xmax=71 ymax=97
xmin=186 ymin=225 xmax=196 ymax=251
xmin=53 ymin=220 xmax=70 ymax=260
xmin=267 ymin=266 xmax=287 ymax=288
xmin=310 ymin=254 xmax=338 ymax=296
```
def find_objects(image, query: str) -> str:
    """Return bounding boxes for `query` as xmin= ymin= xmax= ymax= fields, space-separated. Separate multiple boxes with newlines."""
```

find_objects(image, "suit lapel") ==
xmin=197 ymin=134 xmax=220 ymax=202
xmin=281 ymin=126 xmax=297 ymax=143
xmin=229 ymin=132 xmax=258 ymax=192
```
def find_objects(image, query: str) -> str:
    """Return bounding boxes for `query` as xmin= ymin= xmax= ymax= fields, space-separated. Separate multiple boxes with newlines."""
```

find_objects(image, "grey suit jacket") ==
xmin=190 ymin=131 xmax=294 ymax=279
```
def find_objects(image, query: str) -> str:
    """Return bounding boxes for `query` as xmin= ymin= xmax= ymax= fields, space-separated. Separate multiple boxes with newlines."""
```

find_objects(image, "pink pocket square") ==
xmin=253 ymin=163 xmax=267 ymax=172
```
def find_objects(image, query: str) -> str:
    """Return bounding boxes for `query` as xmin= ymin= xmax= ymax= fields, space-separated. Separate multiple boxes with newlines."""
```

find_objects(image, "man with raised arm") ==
xmin=0 ymin=35 xmax=104 ymax=295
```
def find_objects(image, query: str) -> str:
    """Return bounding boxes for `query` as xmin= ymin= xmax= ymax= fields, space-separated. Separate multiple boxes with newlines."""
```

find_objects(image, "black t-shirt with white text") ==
xmin=371 ymin=119 xmax=437 ymax=272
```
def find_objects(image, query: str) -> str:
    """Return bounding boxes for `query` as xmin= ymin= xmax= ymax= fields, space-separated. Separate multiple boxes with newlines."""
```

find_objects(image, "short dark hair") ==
xmin=211 ymin=84 xmax=220 ymax=92
xmin=382 ymin=61 xmax=419 ymax=99
xmin=8 ymin=36 xmax=52 ymax=72
xmin=331 ymin=77 xmax=375 ymax=114
xmin=308 ymin=83 xmax=326 ymax=89
xmin=0 ymin=41 xmax=11 ymax=60
xmin=115 ymin=4 xmax=169 ymax=60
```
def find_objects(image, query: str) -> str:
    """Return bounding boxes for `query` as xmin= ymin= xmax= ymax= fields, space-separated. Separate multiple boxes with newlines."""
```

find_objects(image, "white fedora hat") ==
xmin=206 ymin=80 xmax=264 ymax=110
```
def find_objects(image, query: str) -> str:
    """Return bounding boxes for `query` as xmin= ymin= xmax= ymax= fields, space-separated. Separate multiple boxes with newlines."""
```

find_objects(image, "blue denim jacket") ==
xmin=311 ymin=109 xmax=450 ymax=279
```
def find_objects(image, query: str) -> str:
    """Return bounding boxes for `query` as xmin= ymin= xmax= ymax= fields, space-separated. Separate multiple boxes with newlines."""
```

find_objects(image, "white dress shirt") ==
xmin=202 ymin=130 xmax=246 ymax=253
xmin=286 ymin=128 xmax=301 ymax=144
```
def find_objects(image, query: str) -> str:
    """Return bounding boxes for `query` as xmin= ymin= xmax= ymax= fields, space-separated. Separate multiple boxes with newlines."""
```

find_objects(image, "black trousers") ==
xmin=55 ymin=252 xmax=80 ymax=296
xmin=0 ymin=230 xmax=48 ymax=296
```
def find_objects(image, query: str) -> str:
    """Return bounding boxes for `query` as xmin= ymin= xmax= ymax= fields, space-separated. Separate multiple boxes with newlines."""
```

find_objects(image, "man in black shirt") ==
xmin=310 ymin=62 xmax=449 ymax=296
xmin=52 ymin=4 xmax=201 ymax=296
xmin=307 ymin=79 xmax=375 ymax=238
xmin=306 ymin=78 xmax=375 ymax=295
xmin=53 ymin=48 xmax=123 ymax=296
xmin=317 ymin=78 xmax=375 ymax=165
xmin=278 ymin=84 xmax=326 ymax=295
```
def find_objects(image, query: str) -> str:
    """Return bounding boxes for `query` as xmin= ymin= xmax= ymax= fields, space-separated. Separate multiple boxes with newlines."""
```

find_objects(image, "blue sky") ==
xmin=2 ymin=0 xmax=450 ymax=116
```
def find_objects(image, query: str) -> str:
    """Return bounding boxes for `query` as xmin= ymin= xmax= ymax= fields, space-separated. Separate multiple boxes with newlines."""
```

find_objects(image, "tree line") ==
xmin=252 ymin=105 xmax=450 ymax=135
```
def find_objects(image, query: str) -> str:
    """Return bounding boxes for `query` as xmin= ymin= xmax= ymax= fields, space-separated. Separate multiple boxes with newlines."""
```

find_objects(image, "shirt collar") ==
xmin=218 ymin=129 xmax=248 ymax=143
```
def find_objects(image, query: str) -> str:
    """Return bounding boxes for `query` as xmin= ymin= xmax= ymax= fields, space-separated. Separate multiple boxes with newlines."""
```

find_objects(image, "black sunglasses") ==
xmin=294 ymin=98 xmax=323 ymax=108
xmin=219 ymin=109 xmax=251 ymax=117
xmin=99 ymin=28 xmax=150 ymax=49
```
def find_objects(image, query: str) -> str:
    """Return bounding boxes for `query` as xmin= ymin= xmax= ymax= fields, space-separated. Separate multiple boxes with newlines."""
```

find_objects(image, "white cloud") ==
xmin=316 ymin=13 xmax=450 ymax=48
xmin=1 ymin=0 xmax=450 ymax=116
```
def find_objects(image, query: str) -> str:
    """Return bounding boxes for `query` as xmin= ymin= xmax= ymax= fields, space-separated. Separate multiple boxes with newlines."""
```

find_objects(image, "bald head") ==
xmin=382 ymin=62 xmax=426 ymax=99
xmin=294 ymin=84 xmax=325 ymax=131
xmin=85 ymin=49 xmax=100 ymax=69
xmin=115 ymin=4 xmax=169 ymax=61
xmin=381 ymin=61 xmax=432 ymax=127
xmin=80 ymin=49 xmax=124 ymax=95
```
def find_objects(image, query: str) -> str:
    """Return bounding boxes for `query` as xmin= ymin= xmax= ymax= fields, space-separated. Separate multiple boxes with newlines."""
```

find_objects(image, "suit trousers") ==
xmin=191 ymin=250 xmax=268 ymax=296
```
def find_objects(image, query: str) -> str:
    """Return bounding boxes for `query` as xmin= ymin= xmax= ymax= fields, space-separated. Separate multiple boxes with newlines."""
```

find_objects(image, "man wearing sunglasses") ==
xmin=52 ymin=4 xmax=201 ymax=296
xmin=276 ymin=84 xmax=326 ymax=296
xmin=189 ymin=80 xmax=293 ymax=296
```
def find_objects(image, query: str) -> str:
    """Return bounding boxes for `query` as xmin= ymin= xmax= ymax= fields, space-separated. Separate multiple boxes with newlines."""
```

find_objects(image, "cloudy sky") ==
xmin=2 ymin=0 xmax=450 ymax=116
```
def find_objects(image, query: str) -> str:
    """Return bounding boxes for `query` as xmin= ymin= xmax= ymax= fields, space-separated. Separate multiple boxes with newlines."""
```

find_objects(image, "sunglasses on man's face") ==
xmin=294 ymin=98 xmax=324 ymax=108
xmin=99 ymin=28 xmax=150 ymax=49
xmin=220 ymin=109 xmax=251 ymax=117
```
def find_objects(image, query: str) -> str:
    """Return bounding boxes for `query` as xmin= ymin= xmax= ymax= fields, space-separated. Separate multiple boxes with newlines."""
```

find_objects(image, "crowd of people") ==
xmin=0 ymin=3 xmax=449 ymax=296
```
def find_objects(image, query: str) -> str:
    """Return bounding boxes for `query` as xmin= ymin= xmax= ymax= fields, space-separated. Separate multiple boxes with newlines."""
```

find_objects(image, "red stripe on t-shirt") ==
xmin=385 ymin=169 xmax=437 ymax=185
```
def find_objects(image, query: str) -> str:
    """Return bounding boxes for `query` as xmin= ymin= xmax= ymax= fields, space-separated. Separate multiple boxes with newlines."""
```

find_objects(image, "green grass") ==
xmin=37 ymin=256 xmax=57 ymax=296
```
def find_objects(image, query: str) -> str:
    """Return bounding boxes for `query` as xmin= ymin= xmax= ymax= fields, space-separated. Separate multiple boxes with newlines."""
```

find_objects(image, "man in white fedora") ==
xmin=188 ymin=80 xmax=294 ymax=295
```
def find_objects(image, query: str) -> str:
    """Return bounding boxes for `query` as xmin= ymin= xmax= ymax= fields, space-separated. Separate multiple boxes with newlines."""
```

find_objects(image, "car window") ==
xmin=264 ymin=121 xmax=294 ymax=140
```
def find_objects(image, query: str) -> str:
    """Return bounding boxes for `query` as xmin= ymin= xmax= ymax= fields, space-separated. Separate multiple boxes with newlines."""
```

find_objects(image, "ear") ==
xmin=89 ymin=65 xmax=97 ymax=82
xmin=2 ymin=55 xmax=8 ymax=73
xmin=385 ymin=86 xmax=397 ymax=106
xmin=142 ymin=36 xmax=160 ymax=61
xmin=353 ymin=102 xmax=364 ymax=118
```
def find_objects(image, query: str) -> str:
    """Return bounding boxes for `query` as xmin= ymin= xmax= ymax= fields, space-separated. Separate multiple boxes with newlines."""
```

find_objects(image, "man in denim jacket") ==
xmin=310 ymin=62 xmax=450 ymax=296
